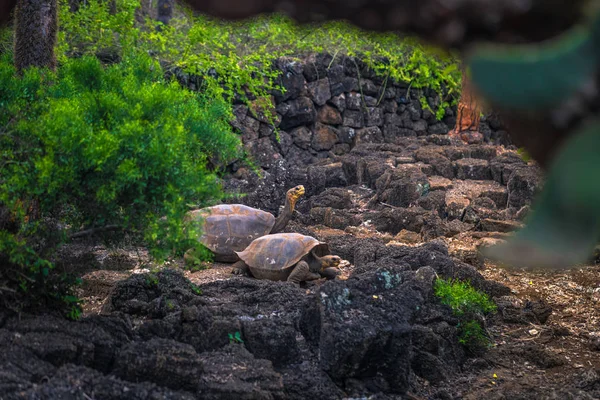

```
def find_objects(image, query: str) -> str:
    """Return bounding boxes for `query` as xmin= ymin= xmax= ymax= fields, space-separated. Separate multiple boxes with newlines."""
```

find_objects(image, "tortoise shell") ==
xmin=187 ymin=204 xmax=276 ymax=261
xmin=235 ymin=233 xmax=329 ymax=281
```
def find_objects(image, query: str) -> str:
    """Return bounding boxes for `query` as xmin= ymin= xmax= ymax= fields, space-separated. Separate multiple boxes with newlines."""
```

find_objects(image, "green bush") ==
xmin=0 ymin=52 xmax=242 ymax=316
xmin=434 ymin=278 xmax=497 ymax=351
xmin=434 ymin=278 xmax=497 ymax=316
xmin=56 ymin=0 xmax=462 ymax=122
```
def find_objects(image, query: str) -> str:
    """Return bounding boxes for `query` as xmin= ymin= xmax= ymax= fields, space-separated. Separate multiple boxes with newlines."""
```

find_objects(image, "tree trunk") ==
xmin=14 ymin=0 xmax=58 ymax=74
xmin=449 ymin=65 xmax=483 ymax=143
xmin=455 ymin=68 xmax=481 ymax=132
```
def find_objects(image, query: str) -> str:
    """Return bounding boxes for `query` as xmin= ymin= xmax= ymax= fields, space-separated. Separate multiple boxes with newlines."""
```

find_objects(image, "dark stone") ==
xmin=113 ymin=338 xmax=203 ymax=392
xmin=407 ymin=100 xmax=422 ymax=120
xmin=343 ymin=109 xmax=365 ymax=128
xmin=422 ymin=108 xmax=436 ymax=123
xmin=454 ymin=158 xmax=492 ymax=180
xmin=240 ymin=115 xmax=260 ymax=143
xmin=480 ymin=218 xmax=523 ymax=233
xmin=258 ymin=122 xmax=273 ymax=138
xmin=309 ymin=207 xmax=362 ymax=229
xmin=197 ymin=344 xmax=284 ymax=399
xmin=446 ymin=219 xmax=475 ymax=237
xmin=303 ymin=53 xmax=329 ymax=82
xmin=308 ymin=78 xmax=332 ymax=106
xmin=413 ymin=119 xmax=428 ymax=135
xmin=414 ymin=147 xmax=454 ymax=179
xmin=368 ymin=207 xmax=430 ymax=234
xmin=417 ymin=191 xmax=447 ymax=216
xmin=276 ymin=130 xmax=294 ymax=156
xmin=382 ymin=100 xmax=398 ymax=113
xmin=524 ymin=299 xmax=553 ymax=324
xmin=290 ymin=126 xmax=313 ymax=150
xmin=338 ymin=126 xmax=356 ymax=145
xmin=279 ymin=96 xmax=317 ymax=130
xmin=310 ymin=187 xmax=353 ymax=209
xmin=300 ymin=275 xmax=415 ymax=394
xmin=280 ymin=361 xmax=345 ymax=400
xmin=383 ymin=125 xmax=417 ymax=142
xmin=346 ymin=92 xmax=363 ymax=110
xmin=428 ymin=122 xmax=450 ymax=135
xmin=333 ymin=143 xmax=351 ymax=155
xmin=245 ymin=137 xmax=282 ymax=169
xmin=479 ymin=187 xmax=509 ymax=209
xmin=328 ymin=93 xmax=346 ymax=113
xmin=507 ymin=167 xmax=544 ymax=208
xmin=342 ymin=77 xmax=359 ymax=92
xmin=273 ymin=60 xmax=307 ymax=102
xmin=307 ymin=162 xmax=348 ymax=195
xmin=421 ymin=213 xmax=449 ymax=241
xmin=360 ymin=78 xmax=380 ymax=96
xmin=521 ymin=343 xmax=566 ymax=369
xmin=374 ymin=166 xmax=430 ymax=207
xmin=356 ymin=157 xmax=393 ymax=188
xmin=317 ymin=104 xmax=343 ymax=125
xmin=327 ymin=64 xmax=346 ymax=96
xmin=312 ymin=123 xmax=339 ymax=151
xmin=426 ymin=135 xmax=453 ymax=146
xmin=242 ymin=319 xmax=300 ymax=367
xmin=444 ymin=145 xmax=497 ymax=161
xmin=364 ymin=107 xmax=384 ymax=127
xmin=355 ymin=126 xmax=384 ymax=144
xmin=384 ymin=112 xmax=401 ymax=126
xmin=398 ymin=110 xmax=414 ymax=129
xmin=103 ymin=269 xmax=200 ymax=316
xmin=489 ymin=152 xmax=527 ymax=184
xmin=231 ymin=104 xmax=249 ymax=131
xmin=21 ymin=364 xmax=195 ymax=400
xmin=287 ymin=145 xmax=315 ymax=166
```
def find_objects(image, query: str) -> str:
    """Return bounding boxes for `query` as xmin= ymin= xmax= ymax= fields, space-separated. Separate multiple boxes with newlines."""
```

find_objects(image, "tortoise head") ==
xmin=320 ymin=255 xmax=342 ymax=269
xmin=286 ymin=185 xmax=305 ymax=208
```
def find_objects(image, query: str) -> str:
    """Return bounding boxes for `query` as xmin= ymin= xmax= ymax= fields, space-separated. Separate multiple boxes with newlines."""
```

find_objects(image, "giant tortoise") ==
xmin=186 ymin=185 xmax=305 ymax=263
xmin=232 ymin=232 xmax=341 ymax=284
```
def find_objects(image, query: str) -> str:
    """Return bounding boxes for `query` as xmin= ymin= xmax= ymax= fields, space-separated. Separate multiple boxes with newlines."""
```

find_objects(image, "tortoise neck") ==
xmin=308 ymin=253 xmax=325 ymax=273
xmin=270 ymin=195 xmax=295 ymax=234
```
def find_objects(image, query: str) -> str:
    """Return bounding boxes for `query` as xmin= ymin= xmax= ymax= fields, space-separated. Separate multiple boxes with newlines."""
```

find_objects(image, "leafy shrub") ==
xmin=0 ymin=52 xmax=242 ymax=315
xmin=434 ymin=278 xmax=497 ymax=316
xmin=56 ymin=0 xmax=462 ymax=123
xmin=434 ymin=278 xmax=497 ymax=352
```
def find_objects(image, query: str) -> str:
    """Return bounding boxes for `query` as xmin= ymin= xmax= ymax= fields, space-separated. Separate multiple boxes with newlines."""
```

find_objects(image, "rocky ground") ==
xmin=2 ymin=137 xmax=600 ymax=400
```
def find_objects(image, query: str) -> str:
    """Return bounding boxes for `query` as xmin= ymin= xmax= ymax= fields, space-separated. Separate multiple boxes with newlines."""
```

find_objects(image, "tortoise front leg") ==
xmin=231 ymin=260 xmax=250 ymax=276
xmin=320 ymin=267 xmax=340 ymax=280
xmin=287 ymin=261 xmax=321 ymax=285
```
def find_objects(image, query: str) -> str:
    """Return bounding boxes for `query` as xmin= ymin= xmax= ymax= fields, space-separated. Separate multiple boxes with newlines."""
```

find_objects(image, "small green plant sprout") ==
xmin=190 ymin=282 xmax=203 ymax=296
xmin=63 ymin=295 xmax=83 ymax=320
xmin=457 ymin=320 xmax=489 ymax=348
xmin=145 ymin=273 xmax=159 ymax=287
xmin=166 ymin=300 xmax=175 ymax=310
xmin=228 ymin=331 xmax=244 ymax=344
xmin=517 ymin=147 xmax=532 ymax=163
xmin=434 ymin=278 xmax=497 ymax=317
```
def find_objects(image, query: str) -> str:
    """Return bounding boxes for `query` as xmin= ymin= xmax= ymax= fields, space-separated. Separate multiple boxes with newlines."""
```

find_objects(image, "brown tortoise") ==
xmin=232 ymin=233 xmax=341 ymax=284
xmin=186 ymin=185 xmax=305 ymax=263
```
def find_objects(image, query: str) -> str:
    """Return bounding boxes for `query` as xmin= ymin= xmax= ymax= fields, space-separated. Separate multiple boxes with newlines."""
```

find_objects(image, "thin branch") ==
xmin=69 ymin=224 xmax=122 ymax=239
